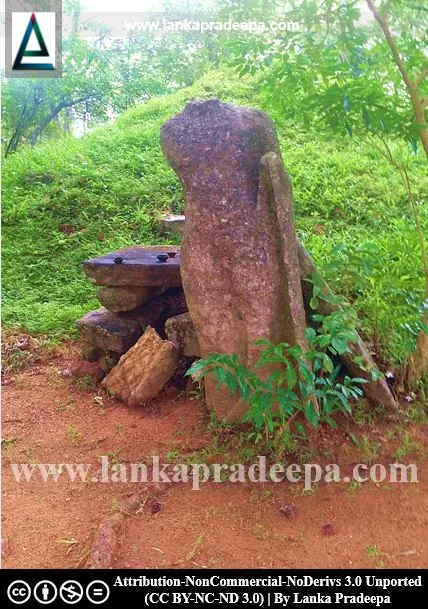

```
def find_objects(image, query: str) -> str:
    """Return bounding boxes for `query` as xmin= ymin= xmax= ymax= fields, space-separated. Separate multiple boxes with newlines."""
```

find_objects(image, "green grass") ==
xmin=2 ymin=69 xmax=427 ymax=365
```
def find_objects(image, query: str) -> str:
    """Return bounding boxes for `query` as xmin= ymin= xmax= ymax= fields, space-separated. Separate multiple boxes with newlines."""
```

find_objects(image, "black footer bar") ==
xmin=1 ymin=569 xmax=426 ymax=608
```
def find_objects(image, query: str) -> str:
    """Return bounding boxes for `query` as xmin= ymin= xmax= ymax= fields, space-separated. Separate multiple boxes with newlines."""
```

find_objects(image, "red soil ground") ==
xmin=2 ymin=343 xmax=428 ymax=569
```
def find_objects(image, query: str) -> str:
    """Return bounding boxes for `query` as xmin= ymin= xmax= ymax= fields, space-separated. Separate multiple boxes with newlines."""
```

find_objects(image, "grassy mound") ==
xmin=2 ymin=69 xmax=427 ymax=364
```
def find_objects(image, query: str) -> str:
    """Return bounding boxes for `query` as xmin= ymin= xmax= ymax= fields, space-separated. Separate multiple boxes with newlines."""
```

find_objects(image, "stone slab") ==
xmin=76 ymin=288 xmax=188 ymax=354
xmin=97 ymin=286 xmax=166 ymax=313
xmin=159 ymin=214 xmax=185 ymax=235
xmin=76 ymin=307 xmax=146 ymax=354
xmin=83 ymin=246 xmax=181 ymax=287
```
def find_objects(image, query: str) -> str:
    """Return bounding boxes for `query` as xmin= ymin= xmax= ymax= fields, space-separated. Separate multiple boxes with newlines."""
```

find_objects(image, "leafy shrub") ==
xmin=188 ymin=303 xmax=368 ymax=453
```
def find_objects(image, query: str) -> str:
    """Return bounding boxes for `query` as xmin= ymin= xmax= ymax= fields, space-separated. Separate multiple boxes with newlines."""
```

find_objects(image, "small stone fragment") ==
xmin=159 ymin=214 xmax=185 ymax=235
xmin=165 ymin=312 xmax=201 ymax=357
xmin=151 ymin=499 xmax=162 ymax=514
xmin=321 ymin=523 xmax=335 ymax=536
xmin=70 ymin=361 xmax=105 ymax=382
xmin=101 ymin=326 xmax=178 ymax=406
xmin=1 ymin=538 xmax=10 ymax=558
xmin=394 ymin=549 xmax=417 ymax=557
xmin=164 ymin=385 xmax=180 ymax=399
xmin=81 ymin=343 xmax=104 ymax=362
xmin=98 ymin=353 xmax=120 ymax=373
xmin=280 ymin=503 xmax=297 ymax=518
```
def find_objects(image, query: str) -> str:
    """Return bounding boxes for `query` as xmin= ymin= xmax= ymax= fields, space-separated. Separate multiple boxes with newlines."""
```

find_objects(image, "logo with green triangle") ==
xmin=12 ymin=12 xmax=55 ymax=70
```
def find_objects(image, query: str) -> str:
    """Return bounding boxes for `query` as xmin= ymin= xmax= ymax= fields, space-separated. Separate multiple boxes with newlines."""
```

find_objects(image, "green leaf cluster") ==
xmin=188 ymin=289 xmax=367 ymax=451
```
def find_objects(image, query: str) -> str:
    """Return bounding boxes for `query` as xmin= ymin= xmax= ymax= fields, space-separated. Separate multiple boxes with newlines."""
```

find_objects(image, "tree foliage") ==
xmin=222 ymin=0 xmax=428 ymax=381
xmin=1 ymin=1 xmax=222 ymax=154
xmin=223 ymin=0 xmax=427 ymax=146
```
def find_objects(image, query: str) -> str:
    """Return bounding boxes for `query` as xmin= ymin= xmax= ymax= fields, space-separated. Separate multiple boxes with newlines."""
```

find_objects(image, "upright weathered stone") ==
xmin=161 ymin=99 xmax=308 ymax=420
xmin=101 ymin=326 xmax=178 ymax=406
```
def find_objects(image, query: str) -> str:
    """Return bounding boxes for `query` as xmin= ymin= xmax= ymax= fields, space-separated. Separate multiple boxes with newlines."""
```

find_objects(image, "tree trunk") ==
xmin=30 ymin=104 xmax=64 ymax=146
xmin=30 ymin=95 xmax=93 ymax=146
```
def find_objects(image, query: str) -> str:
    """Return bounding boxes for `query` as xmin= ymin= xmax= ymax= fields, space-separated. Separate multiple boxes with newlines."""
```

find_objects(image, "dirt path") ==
xmin=2 ymin=349 xmax=428 ymax=569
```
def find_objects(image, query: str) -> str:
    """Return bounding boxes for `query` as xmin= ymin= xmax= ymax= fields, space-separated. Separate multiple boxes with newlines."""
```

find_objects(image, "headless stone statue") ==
xmin=161 ymin=99 xmax=308 ymax=420
xmin=161 ymin=99 xmax=397 ymax=419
